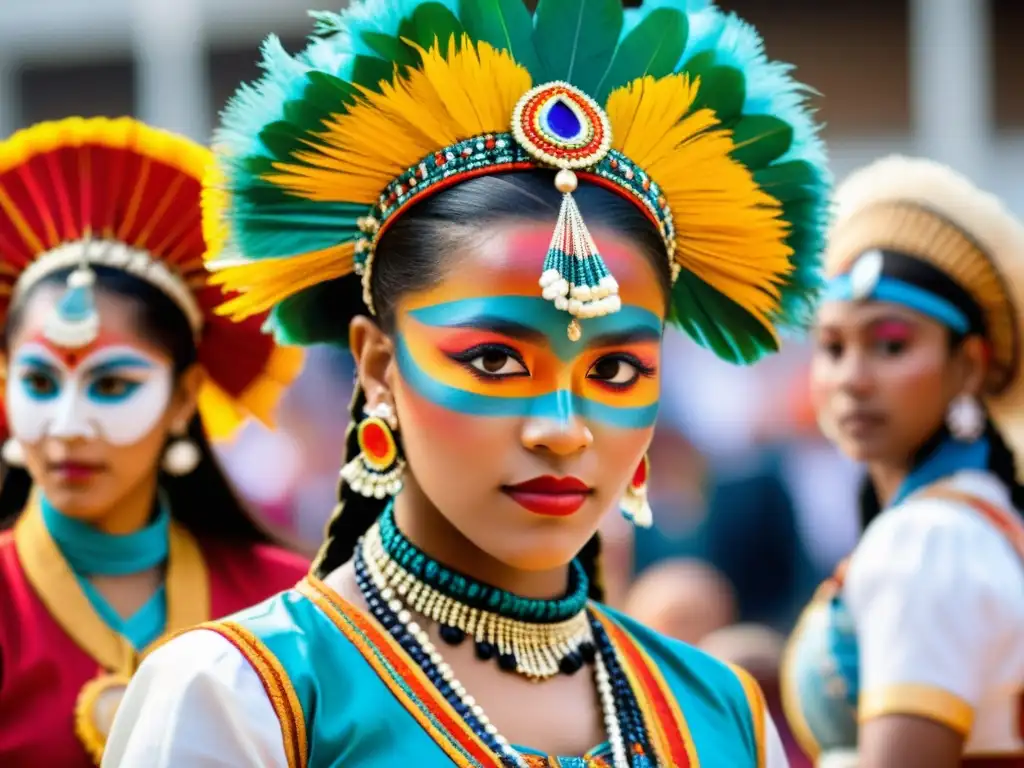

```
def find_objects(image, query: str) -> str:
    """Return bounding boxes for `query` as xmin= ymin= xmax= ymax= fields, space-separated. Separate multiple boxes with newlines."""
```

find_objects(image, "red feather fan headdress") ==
xmin=0 ymin=117 xmax=302 ymax=440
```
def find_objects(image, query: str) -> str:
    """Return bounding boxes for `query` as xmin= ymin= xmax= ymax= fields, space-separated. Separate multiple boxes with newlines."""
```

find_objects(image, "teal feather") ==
xmin=234 ymin=202 xmax=363 ymax=260
xmin=594 ymin=7 xmax=688 ymax=103
xmin=729 ymin=115 xmax=792 ymax=169
xmin=458 ymin=0 xmax=542 ymax=78
xmin=533 ymin=0 xmax=623 ymax=92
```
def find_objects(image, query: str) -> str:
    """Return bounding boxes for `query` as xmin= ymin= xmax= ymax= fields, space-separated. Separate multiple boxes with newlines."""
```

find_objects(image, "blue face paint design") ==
xmin=86 ymin=356 xmax=154 ymax=405
xmin=409 ymin=297 xmax=663 ymax=361
xmin=16 ymin=354 xmax=62 ymax=402
xmin=398 ymin=296 xmax=662 ymax=428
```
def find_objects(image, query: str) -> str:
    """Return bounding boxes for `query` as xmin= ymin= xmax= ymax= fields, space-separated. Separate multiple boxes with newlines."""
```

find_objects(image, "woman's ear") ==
xmin=957 ymin=335 xmax=990 ymax=397
xmin=167 ymin=364 xmax=203 ymax=432
xmin=350 ymin=315 xmax=396 ymax=409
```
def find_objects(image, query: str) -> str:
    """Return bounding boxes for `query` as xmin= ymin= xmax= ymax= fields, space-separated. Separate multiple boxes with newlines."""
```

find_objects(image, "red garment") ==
xmin=0 ymin=530 xmax=308 ymax=767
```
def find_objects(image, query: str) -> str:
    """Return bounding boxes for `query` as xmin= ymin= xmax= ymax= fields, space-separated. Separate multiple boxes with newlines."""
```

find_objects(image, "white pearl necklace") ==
xmin=361 ymin=540 xmax=632 ymax=768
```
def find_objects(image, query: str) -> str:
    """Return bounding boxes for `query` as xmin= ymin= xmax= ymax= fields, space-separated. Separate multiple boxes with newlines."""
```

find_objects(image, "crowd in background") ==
xmin=217 ymin=328 xmax=864 ymax=765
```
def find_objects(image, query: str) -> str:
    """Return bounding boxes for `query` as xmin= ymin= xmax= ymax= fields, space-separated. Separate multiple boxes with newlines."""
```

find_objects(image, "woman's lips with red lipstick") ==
xmin=49 ymin=461 xmax=104 ymax=482
xmin=502 ymin=476 xmax=592 ymax=516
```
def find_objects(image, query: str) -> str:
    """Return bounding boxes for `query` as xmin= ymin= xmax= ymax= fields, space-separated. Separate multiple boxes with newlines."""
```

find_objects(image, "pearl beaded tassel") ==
xmin=356 ymin=533 xmax=634 ymax=768
xmin=365 ymin=525 xmax=595 ymax=680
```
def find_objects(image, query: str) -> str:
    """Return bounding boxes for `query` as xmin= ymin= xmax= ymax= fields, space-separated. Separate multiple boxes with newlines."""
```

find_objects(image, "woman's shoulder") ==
xmin=592 ymin=603 xmax=761 ymax=716
xmin=845 ymin=470 xmax=1024 ymax=623
xmin=854 ymin=469 xmax=1022 ymax=570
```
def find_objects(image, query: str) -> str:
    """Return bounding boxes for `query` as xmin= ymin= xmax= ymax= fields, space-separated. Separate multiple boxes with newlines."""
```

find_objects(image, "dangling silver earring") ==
xmin=946 ymin=394 xmax=985 ymax=443
xmin=162 ymin=428 xmax=200 ymax=476
xmin=2 ymin=438 xmax=25 ymax=467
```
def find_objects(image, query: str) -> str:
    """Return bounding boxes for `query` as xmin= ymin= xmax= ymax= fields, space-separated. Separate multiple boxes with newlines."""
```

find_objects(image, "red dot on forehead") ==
xmin=26 ymin=328 xmax=134 ymax=369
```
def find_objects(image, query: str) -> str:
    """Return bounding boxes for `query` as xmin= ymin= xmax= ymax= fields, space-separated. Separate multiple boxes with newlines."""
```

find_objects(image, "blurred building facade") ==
xmin=0 ymin=0 xmax=1021 ymax=208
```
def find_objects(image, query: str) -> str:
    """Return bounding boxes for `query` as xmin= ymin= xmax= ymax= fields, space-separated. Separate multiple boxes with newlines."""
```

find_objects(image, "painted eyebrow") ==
xmin=14 ymin=354 xmax=59 ymax=372
xmin=450 ymin=317 xmax=548 ymax=343
xmin=585 ymin=327 xmax=662 ymax=348
xmin=88 ymin=355 xmax=156 ymax=375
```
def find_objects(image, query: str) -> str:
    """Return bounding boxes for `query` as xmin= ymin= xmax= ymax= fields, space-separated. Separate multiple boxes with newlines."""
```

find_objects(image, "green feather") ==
xmin=349 ymin=55 xmax=398 ymax=92
xmin=258 ymin=121 xmax=309 ymax=163
xmin=533 ymin=0 xmax=623 ymax=93
xmin=459 ymin=0 xmax=542 ymax=79
xmin=271 ymin=278 xmax=362 ymax=347
xmin=689 ymin=66 xmax=745 ymax=124
xmin=303 ymin=72 xmax=360 ymax=115
xmin=594 ymin=8 xmax=688 ymax=103
xmin=753 ymin=161 xmax=820 ymax=204
xmin=360 ymin=31 xmax=420 ymax=68
xmin=669 ymin=271 xmax=779 ymax=364
xmin=680 ymin=50 xmax=716 ymax=81
xmin=407 ymin=3 xmax=466 ymax=56
xmin=729 ymin=115 xmax=793 ymax=169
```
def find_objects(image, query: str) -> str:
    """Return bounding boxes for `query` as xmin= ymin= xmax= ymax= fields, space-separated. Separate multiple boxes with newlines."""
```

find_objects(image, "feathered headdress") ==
xmin=0 ymin=117 xmax=303 ymax=440
xmin=206 ymin=0 xmax=831 ymax=364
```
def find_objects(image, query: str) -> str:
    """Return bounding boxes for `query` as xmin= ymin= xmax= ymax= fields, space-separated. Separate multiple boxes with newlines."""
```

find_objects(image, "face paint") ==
xmin=396 ymin=295 xmax=662 ymax=429
xmin=6 ymin=340 xmax=173 ymax=445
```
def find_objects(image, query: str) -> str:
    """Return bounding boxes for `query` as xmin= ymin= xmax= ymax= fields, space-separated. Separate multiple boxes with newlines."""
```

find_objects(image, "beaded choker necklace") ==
xmin=354 ymin=529 xmax=655 ymax=768
xmin=373 ymin=505 xmax=595 ymax=678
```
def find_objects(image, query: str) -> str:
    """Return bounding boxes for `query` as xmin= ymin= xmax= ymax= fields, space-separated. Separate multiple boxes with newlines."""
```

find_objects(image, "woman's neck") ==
xmin=90 ymin=472 xmax=162 ymax=535
xmin=866 ymin=463 xmax=908 ymax=509
xmin=393 ymin=482 xmax=571 ymax=600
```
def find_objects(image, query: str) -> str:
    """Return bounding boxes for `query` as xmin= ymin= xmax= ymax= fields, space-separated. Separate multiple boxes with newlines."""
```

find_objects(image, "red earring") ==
xmin=620 ymin=454 xmax=652 ymax=528
xmin=340 ymin=402 xmax=405 ymax=498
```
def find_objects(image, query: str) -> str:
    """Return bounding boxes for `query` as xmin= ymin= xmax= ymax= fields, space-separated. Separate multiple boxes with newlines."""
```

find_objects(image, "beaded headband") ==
xmin=207 ymin=0 xmax=832 ymax=365
xmin=13 ymin=240 xmax=204 ymax=348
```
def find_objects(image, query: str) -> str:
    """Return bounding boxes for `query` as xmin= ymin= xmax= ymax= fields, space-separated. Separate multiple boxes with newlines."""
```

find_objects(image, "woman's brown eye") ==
xmin=480 ymin=351 xmax=509 ymax=373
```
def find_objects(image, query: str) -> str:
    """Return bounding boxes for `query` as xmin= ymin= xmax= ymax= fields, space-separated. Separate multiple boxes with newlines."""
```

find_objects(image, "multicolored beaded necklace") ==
xmin=365 ymin=520 xmax=595 ymax=679
xmin=355 ymin=510 xmax=659 ymax=768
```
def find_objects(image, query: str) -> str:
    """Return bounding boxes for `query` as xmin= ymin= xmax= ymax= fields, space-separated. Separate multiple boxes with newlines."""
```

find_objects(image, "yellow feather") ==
xmin=211 ymin=242 xmax=355 ymax=320
xmin=265 ymin=37 xmax=531 ymax=205
xmin=607 ymin=75 xmax=792 ymax=331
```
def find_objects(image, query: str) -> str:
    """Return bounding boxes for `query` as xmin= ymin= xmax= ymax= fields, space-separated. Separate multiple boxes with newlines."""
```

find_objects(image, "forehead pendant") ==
xmin=512 ymin=83 xmax=619 ymax=342
xmin=43 ymin=246 xmax=101 ymax=350
xmin=849 ymin=250 xmax=884 ymax=301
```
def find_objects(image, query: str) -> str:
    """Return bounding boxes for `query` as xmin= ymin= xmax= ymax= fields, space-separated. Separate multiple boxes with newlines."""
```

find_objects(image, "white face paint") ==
xmin=6 ymin=342 xmax=173 ymax=445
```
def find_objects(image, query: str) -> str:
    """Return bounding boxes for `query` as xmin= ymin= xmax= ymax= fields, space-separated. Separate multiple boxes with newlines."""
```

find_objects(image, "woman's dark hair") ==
xmin=859 ymin=330 xmax=1024 ymax=528
xmin=313 ymin=171 xmax=673 ymax=599
xmin=0 ymin=265 xmax=272 ymax=545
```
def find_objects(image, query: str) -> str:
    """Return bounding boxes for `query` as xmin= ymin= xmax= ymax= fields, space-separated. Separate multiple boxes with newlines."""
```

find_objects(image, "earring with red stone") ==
xmin=340 ymin=402 xmax=405 ymax=499
xmin=620 ymin=454 xmax=652 ymax=528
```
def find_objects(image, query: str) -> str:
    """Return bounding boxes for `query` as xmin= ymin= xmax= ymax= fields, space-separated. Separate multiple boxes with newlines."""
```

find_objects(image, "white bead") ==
xmin=463 ymin=695 xmax=475 ymax=708
xmin=554 ymin=296 xmax=569 ymax=311
xmin=397 ymin=610 xmax=411 ymax=624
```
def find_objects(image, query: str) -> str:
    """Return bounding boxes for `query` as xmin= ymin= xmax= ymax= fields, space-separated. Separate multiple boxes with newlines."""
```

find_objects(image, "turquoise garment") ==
xmin=784 ymin=436 xmax=992 ymax=754
xmin=225 ymin=584 xmax=765 ymax=767
xmin=41 ymin=496 xmax=170 ymax=649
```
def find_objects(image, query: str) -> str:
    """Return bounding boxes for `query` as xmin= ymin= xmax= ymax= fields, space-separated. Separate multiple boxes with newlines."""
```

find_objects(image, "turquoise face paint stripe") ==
xmin=91 ymin=355 xmax=156 ymax=374
xmin=395 ymin=337 xmax=658 ymax=429
xmin=824 ymin=275 xmax=970 ymax=334
xmin=409 ymin=296 xmax=662 ymax=362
